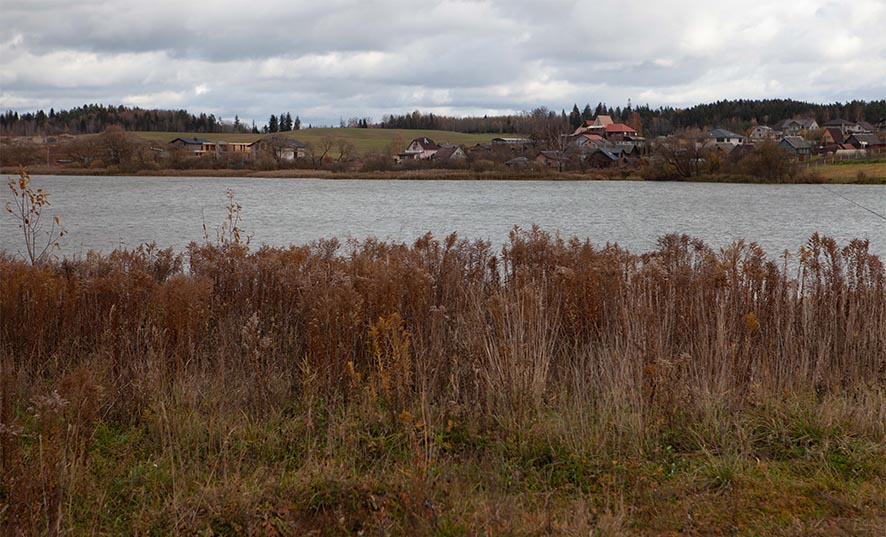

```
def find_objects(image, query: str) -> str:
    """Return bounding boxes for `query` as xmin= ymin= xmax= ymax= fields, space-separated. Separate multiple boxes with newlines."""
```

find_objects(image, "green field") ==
xmin=135 ymin=128 xmax=511 ymax=155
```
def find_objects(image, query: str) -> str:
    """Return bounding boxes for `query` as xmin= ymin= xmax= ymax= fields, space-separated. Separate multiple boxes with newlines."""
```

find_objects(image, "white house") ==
xmin=706 ymin=128 xmax=745 ymax=145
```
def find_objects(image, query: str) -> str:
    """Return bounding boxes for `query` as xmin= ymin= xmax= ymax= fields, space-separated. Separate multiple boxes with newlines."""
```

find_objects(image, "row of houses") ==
xmin=168 ymin=135 xmax=307 ymax=160
xmin=703 ymin=118 xmax=885 ymax=161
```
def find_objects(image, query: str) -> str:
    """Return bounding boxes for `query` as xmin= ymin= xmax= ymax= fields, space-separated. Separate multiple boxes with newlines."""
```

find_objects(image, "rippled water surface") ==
xmin=1 ymin=175 xmax=883 ymax=259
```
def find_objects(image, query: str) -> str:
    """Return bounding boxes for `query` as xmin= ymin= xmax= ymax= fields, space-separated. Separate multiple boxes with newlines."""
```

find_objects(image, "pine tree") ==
xmin=268 ymin=114 xmax=279 ymax=132
xmin=569 ymin=104 xmax=582 ymax=129
xmin=582 ymin=104 xmax=593 ymax=122
xmin=294 ymin=116 xmax=301 ymax=130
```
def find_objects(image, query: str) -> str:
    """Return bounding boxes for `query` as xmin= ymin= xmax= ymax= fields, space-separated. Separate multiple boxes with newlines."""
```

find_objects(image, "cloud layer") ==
xmin=2 ymin=0 xmax=884 ymax=126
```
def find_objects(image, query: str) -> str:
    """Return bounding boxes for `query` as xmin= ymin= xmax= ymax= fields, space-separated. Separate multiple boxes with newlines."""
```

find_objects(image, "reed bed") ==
xmin=1 ymin=229 xmax=884 ymax=534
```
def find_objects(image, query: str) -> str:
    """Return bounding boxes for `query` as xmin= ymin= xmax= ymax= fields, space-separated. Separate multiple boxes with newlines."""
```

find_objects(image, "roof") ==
xmin=593 ymin=148 xmax=624 ymax=160
xmin=797 ymin=118 xmax=818 ymax=128
xmin=847 ymin=133 xmax=882 ymax=145
xmin=491 ymin=137 xmax=531 ymax=144
xmin=249 ymin=136 xmax=306 ymax=148
xmin=605 ymin=123 xmax=637 ymax=134
xmin=504 ymin=157 xmax=530 ymax=165
xmin=433 ymin=145 xmax=464 ymax=160
xmin=856 ymin=121 xmax=876 ymax=132
xmin=779 ymin=136 xmax=812 ymax=150
xmin=170 ymin=137 xmax=210 ymax=144
xmin=583 ymin=134 xmax=604 ymax=140
xmin=713 ymin=142 xmax=738 ymax=153
xmin=774 ymin=118 xmax=816 ymax=130
xmin=823 ymin=118 xmax=853 ymax=126
xmin=410 ymin=137 xmax=440 ymax=150
xmin=708 ymin=128 xmax=744 ymax=139
xmin=822 ymin=127 xmax=844 ymax=143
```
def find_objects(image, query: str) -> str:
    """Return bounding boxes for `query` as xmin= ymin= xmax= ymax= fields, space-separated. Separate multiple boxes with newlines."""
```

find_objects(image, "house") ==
xmin=856 ymin=121 xmax=877 ymax=134
xmin=747 ymin=125 xmax=775 ymax=141
xmin=773 ymin=118 xmax=818 ymax=137
xmin=400 ymin=137 xmax=440 ymax=160
xmin=574 ymin=133 xmax=607 ymax=149
xmin=584 ymin=115 xmax=613 ymax=136
xmin=432 ymin=145 xmax=467 ymax=161
xmin=467 ymin=143 xmax=493 ymax=157
xmin=169 ymin=137 xmax=212 ymax=155
xmin=820 ymin=127 xmax=844 ymax=148
xmin=216 ymin=141 xmax=254 ymax=159
xmin=876 ymin=117 xmax=886 ymax=133
xmin=604 ymin=123 xmax=638 ymax=141
xmin=822 ymin=119 xmax=857 ymax=135
xmin=586 ymin=148 xmax=626 ymax=168
xmin=250 ymin=136 xmax=306 ymax=160
xmin=589 ymin=115 xmax=614 ymax=127
xmin=706 ymin=128 xmax=745 ymax=145
xmin=711 ymin=142 xmax=738 ymax=155
xmin=778 ymin=136 xmax=813 ymax=160
xmin=504 ymin=156 xmax=530 ymax=167
xmin=535 ymin=151 xmax=568 ymax=169
xmin=491 ymin=137 xmax=532 ymax=147
xmin=728 ymin=143 xmax=757 ymax=162
xmin=844 ymin=133 xmax=885 ymax=150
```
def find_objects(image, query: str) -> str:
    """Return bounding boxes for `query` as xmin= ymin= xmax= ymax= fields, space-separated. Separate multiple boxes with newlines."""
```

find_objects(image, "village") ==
xmin=2 ymin=112 xmax=884 ymax=180
xmin=158 ymin=115 xmax=886 ymax=168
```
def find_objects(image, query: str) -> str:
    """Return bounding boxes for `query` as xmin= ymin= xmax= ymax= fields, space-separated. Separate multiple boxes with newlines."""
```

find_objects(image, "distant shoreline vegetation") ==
xmin=2 ymin=163 xmax=884 ymax=184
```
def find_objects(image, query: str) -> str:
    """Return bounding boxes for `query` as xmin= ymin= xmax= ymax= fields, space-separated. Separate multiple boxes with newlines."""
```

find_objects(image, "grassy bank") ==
xmin=4 ymin=163 xmax=882 ymax=183
xmin=2 ymin=229 xmax=884 ymax=534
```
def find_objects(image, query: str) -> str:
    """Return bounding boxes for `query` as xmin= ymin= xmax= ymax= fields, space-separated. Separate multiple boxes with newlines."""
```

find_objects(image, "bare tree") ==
xmin=305 ymin=137 xmax=335 ymax=168
xmin=336 ymin=138 xmax=356 ymax=162
xmin=653 ymin=129 xmax=710 ymax=178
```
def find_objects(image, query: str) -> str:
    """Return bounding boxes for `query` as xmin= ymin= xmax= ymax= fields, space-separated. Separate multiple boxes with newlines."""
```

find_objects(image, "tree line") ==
xmin=0 ymin=104 xmax=253 ymax=137
xmin=2 ymin=99 xmax=883 ymax=138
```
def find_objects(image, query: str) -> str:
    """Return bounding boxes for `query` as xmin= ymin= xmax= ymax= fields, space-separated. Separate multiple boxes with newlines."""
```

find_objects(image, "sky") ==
xmin=1 ymin=0 xmax=885 ymax=127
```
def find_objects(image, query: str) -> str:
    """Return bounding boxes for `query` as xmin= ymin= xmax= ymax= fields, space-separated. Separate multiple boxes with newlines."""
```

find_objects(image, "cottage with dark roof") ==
xmin=778 ymin=136 xmax=813 ymax=160
xmin=169 ymin=137 xmax=213 ymax=155
xmin=250 ymin=135 xmax=306 ymax=160
xmin=820 ymin=127 xmax=844 ymax=148
xmin=432 ymin=145 xmax=467 ymax=161
xmin=586 ymin=147 xmax=627 ymax=168
xmin=845 ymin=133 xmax=884 ymax=150
xmin=773 ymin=118 xmax=818 ymax=137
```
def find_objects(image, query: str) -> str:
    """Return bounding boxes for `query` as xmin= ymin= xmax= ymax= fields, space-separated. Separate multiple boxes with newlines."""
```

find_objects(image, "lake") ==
xmin=1 ymin=175 xmax=884 ymax=259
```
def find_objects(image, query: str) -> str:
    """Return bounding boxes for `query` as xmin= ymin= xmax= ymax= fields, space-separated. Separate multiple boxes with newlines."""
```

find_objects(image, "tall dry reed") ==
xmin=1 ymin=228 xmax=884 ymax=533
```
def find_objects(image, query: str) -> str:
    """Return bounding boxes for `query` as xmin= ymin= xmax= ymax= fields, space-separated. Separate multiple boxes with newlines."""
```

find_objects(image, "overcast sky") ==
xmin=2 ymin=0 xmax=884 ymax=126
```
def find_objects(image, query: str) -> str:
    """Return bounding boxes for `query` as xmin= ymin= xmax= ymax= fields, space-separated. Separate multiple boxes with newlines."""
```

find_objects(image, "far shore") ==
xmin=3 ymin=163 xmax=884 ymax=184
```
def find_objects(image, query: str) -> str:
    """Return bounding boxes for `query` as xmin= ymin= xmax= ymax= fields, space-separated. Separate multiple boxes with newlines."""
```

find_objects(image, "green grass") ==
xmin=134 ymin=128 xmax=511 ymax=155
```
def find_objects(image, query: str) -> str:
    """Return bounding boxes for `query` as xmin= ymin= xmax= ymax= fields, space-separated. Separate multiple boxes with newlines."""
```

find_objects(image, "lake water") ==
xmin=1 ymin=175 xmax=884 ymax=260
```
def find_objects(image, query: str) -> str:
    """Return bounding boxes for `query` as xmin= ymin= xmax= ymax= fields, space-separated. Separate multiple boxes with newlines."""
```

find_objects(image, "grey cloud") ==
xmin=1 ymin=0 xmax=884 ymax=126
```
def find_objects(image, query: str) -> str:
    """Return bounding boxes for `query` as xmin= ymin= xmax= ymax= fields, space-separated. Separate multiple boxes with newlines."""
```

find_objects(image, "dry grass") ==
xmin=1 ymin=229 xmax=884 ymax=534
xmin=810 ymin=161 xmax=886 ymax=183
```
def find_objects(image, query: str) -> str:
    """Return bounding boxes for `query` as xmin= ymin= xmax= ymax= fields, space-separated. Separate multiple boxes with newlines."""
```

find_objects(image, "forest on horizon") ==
xmin=1 ymin=98 xmax=884 ymax=138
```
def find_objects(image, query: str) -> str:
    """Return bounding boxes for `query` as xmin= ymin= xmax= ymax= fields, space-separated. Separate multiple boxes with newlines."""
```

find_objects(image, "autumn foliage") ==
xmin=1 ymin=229 xmax=884 ymax=533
